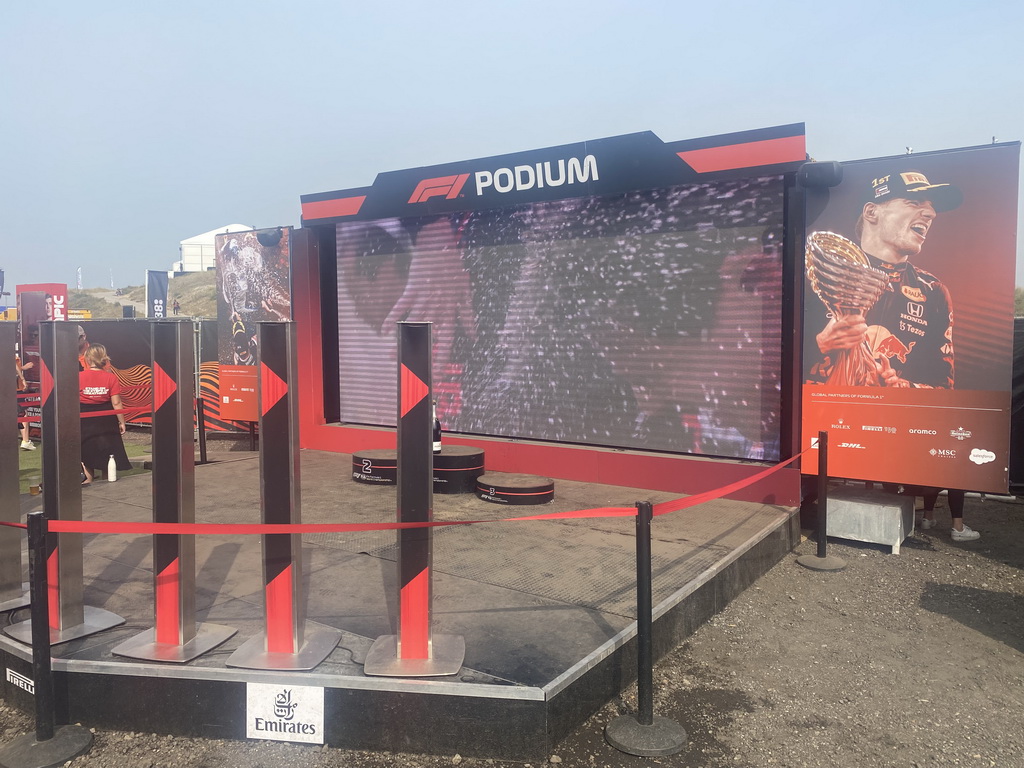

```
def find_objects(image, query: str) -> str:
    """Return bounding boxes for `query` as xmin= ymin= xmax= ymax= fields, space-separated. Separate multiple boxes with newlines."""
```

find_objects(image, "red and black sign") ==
xmin=151 ymin=320 xmax=197 ymax=646
xmin=301 ymin=124 xmax=806 ymax=225
xmin=258 ymin=321 xmax=304 ymax=654
xmin=397 ymin=322 xmax=433 ymax=659
xmin=39 ymin=321 xmax=85 ymax=631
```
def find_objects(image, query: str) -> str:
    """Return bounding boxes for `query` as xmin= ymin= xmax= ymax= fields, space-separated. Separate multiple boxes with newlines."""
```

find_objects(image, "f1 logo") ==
xmin=408 ymin=174 xmax=470 ymax=204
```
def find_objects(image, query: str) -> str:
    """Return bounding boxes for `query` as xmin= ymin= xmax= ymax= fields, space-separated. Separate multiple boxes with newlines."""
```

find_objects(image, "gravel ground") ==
xmin=2 ymin=486 xmax=1021 ymax=768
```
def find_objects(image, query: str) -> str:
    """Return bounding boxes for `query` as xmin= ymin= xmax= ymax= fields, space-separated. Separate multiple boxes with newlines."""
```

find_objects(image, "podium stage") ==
xmin=0 ymin=448 xmax=797 ymax=761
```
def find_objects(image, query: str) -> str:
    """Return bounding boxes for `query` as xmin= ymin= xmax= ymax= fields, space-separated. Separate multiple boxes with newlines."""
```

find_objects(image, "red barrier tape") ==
xmin=40 ymin=449 xmax=809 ymax=537
xmin=653 ymin=450 xmax=807 ymax=516
xmin=0 ymin=521 xmax=27 ymax=530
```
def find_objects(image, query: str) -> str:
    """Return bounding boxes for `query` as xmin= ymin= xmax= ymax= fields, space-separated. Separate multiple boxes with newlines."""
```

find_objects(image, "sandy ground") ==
xmin=2 ymin=489 xmax=1022 ymax=767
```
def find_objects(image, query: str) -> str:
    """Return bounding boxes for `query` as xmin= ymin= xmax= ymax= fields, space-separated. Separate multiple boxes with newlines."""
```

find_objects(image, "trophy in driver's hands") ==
xmin=806 ymin=231 xmax=890 ymax=386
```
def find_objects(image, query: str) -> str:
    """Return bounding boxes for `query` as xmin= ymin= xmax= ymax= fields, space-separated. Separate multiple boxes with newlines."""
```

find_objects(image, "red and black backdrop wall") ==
xmin=294 ymin=125 xmax=810 ymax=504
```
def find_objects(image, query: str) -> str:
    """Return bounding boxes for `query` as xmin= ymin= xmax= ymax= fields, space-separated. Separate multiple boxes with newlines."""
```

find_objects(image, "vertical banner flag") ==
xmin=76 ymin=267 xmax=82 ymax=290
xmin=147 ymin=270 xmax=169 ymax=319
xmin=802 ymin=143 xmax=1021 ymax=493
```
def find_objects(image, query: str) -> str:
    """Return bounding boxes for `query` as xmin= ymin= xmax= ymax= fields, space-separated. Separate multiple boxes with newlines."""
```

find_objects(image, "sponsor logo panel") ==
xmin=800 ymin=388 xmax=1010 ymax=492
xmin=6 ymin=668 xmax=34 ymax=695
xmin=246 ymin=683 xmax=324 ymax=744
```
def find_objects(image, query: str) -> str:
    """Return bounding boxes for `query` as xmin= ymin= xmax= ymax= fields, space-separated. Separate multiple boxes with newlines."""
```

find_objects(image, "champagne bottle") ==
xmin=107 ymin=454 xmax=118 ymax=482
xmin=432 ymin=400 xmax=442 ymax=455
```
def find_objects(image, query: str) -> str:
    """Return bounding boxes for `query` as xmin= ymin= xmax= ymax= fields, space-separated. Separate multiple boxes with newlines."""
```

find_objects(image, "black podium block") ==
xmin=352 ymin=449 xmax=398 ymax=485
xmin=432 ymin=446 xmax=485 ymax=494
xmin=476 ymin=472 xmax=555 ymax=505
xmin=353 ymin=446 xmax=485 ymax=494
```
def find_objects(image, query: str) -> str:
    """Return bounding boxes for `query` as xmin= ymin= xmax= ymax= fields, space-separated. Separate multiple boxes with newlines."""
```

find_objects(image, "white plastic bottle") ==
xmin=107 ymin=454 xmax=118 ymax=482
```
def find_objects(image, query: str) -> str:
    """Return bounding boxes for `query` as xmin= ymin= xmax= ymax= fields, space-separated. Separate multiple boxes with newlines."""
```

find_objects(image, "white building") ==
xmin=173 ymin=224 xmax=254 ymax=274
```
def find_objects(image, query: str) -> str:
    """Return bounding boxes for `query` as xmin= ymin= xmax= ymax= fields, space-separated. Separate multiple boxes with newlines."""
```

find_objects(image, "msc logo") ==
xmin=407 ymin=174 xmax=470 ymax=204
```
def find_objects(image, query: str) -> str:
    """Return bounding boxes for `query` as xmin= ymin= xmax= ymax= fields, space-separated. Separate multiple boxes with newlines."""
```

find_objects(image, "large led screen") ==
xmin=336 ymin=176 xmax=785 ymax=460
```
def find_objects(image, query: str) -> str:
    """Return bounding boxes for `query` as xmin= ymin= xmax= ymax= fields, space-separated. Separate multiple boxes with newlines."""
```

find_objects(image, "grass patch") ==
xmin=18 ymin=441 xmax=152 ymax=495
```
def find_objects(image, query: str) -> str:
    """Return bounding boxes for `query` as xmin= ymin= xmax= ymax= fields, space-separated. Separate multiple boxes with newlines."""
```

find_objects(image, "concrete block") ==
xmin=825 ymin=487 xmax=915 ymax=554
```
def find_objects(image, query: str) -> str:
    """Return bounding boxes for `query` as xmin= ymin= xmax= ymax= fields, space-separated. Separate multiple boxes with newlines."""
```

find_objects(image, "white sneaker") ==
xmin=920 ymin=518 xmax=937 ymax=530
xmin=951 ymin=525 xmax=980 ymax=542
xmin=20 ymin=441 xmax=36 ymax=451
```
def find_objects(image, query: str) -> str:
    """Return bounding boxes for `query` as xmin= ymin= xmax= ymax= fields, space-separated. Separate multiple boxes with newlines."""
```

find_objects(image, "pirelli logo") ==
xmin=407 ymin=174 xmax=470 ymax=204
xmin=6 ymin=668 xmax=34 ymax=695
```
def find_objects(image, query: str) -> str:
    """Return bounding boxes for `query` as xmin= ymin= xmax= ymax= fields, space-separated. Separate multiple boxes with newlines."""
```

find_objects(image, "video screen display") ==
xmin=336 ymin=176 xmax=785 ymax=460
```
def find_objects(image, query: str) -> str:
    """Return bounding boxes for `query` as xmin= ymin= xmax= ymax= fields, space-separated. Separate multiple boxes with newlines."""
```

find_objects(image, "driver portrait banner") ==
xmin=801 ymin=142 xmax=1020 ymax=493
xmin=215 ymin=227 xmax=292 ymax=422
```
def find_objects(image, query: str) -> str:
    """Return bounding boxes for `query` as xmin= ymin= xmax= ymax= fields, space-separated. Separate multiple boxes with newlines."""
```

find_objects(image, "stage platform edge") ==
xmin=0 ymin=453 xmax=798 ymax=762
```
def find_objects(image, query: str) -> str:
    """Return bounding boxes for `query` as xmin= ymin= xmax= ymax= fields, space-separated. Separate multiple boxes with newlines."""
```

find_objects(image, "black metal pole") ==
xmin=796 ymin=429 xmax=845 ymax=572
xmin=0 ymin=518 xmax=94 ymax=765
xmin=635 ymin=500 xmax=654 ymax=727
xmin=197 ymin=397 xmax=208 ymax=465
xmin=603 ymin=502 xmax=685 ymax=756
xmin=816 ymin=430 xmax=828 ymax=558
xmin=27 ymin=510 xmax=54 ymax=742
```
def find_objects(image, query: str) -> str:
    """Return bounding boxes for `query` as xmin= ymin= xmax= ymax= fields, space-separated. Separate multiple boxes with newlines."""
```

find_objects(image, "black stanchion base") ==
xmin=796 ymin=553 xmax=847 ymax=572
xmin=0 ymin=724 xmax=93 ymax=768
xmin=604 ymin=714 xmax=687 ymax=757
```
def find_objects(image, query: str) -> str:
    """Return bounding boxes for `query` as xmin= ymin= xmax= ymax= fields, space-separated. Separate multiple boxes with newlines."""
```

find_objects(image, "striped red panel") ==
xmin=47 ymin=549 xmax=59 ymax=629
xmin=399 ymin=567 xmax=430 ymax=659
xmin=40 ymin=360 xmax=53 ymax=407
xmin=677 ymin=135 xmax=805 ymax=173
xmin=152 ymin=362 xmax=177 ymax=413
xmin=260 ymin=362 xmax=288 ymax=416
xmin=265 ymin=564 xmax=295 ymax=654
xmin=400 ymin=365 xmax=428 ymax=418
xmin=155 ymin=557 xmax=181 ymax=645
xmin=301 ymin=196 xmax=366 ymax=221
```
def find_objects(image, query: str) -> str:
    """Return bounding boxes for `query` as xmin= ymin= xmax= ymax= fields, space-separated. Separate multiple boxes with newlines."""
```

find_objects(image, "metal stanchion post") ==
xmin=225 ymin=321 xmax=340 ymax=670
xmin=196 ymin=397 xmax=208 ymax=465
xmin=364 ymin=322 xmax=465 ymax=676
xmin=797 ymin=431 xmax=846 ymax=571
xmin=605 ymin=501 xmax=686 ymax=756
xmin=28 ymin=512 xmax=53 ymax=743
xmin=0 ymin=322 xmax=29 ymax=613
xmin=0 ymin=512 xmax=94 ymax=767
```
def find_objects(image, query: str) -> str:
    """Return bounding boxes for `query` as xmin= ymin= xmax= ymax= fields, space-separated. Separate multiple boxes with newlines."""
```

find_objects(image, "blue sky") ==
xmin=2 ymin=1 xmax=1021 ymax=294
